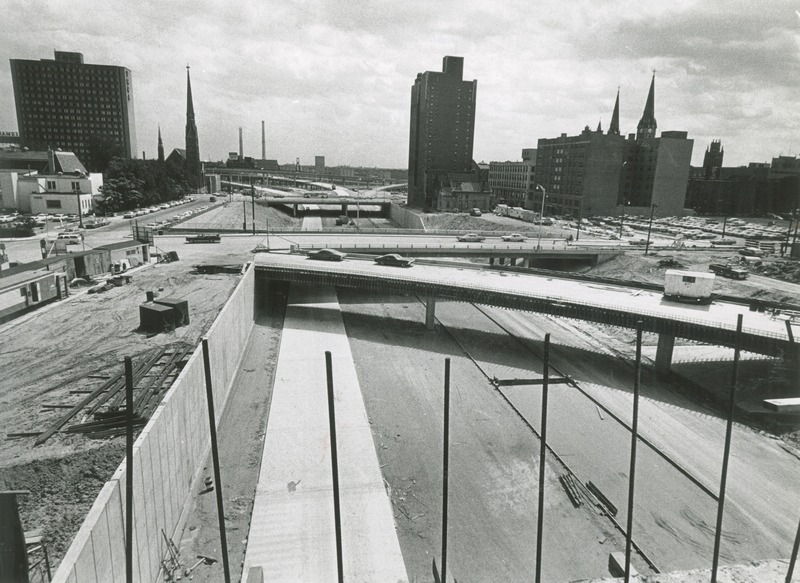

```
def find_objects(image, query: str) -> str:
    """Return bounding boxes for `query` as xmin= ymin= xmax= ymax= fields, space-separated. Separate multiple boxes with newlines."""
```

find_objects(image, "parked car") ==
xmin=501 ymin=233 xmax=527 ymax=242
xmin=123 ymin=212 xmax=136 ymax=219
xmin=307 ymin=249 xmax=346 ymax=261
xmin=739 ymin=247 xmax=765 ymax=257
xmin=56 ymin=233 xmax=82 ymax=244
xmin=456 ymin=233 xmax=486 ymax=242
xmin=374 ymin=253 xmax=415 ymax=267
xmin=469 ymin=208 xmax=482 ymax=216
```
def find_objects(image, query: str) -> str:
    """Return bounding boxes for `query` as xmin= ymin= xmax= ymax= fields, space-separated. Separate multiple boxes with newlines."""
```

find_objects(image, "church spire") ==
xmin=608 ymin=88 xmax=620 ymax=136
xmin=186 ymin=66 xmax=195 ymax=122
xmin=636 ymin=72 xmax=657 ymax=140
xmin=157 ymin=125 xmax=164 ymax=163
xmin=596 ymin=119 xmax=603 ymax=133
xmin=185 ymin=66 xmax=201 ymax=187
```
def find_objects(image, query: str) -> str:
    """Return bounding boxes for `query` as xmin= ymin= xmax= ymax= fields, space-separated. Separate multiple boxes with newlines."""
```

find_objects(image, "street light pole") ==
xmin=644 ymin=202 xmax=658 ymax=255
xmin=535 ymin=184 xmax=546 ymax=250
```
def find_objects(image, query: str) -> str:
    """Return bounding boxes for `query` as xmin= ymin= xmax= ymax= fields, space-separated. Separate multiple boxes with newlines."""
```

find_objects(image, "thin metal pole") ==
xmin=644 ymin=203 xmax=658 ymax=255
xmin=441 ymin=358 xmax=451 ymax=583
xmin=125 ymin=356 xmax=134 ymax=583
xmin=535 ymin=333 xmax=551 ymax=583
xmin=786 ymin=513 xmax=800 ymax=583
xmin=536 ymin=184 xmax=546 ymax=250
xmin=711 ymin=314 xmax=743 ymax=582
xmin=251 ymin=185 xmax=256 ymax=235
xmin=242 ymin=200 xmax=246 ymax=232
xmin=624 ymin=322 xmax=643 ymax=582
xmin=201 ymin=339 xmax=232 ymax=583
xmin=325 ymin=351 xmax=344 ymax=583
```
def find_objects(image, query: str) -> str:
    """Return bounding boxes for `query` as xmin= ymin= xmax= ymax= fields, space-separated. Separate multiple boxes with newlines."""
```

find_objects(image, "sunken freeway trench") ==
xmin=423 ymin=298 xmax=785 ymax=573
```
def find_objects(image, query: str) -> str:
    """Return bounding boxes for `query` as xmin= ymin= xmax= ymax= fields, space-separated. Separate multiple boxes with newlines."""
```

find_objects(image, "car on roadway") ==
xmin=456 ymin=233 xmax=486 ymax=242
xmin=307 ymin=249 xmax=346 ymax=261
xmin=374 ymin=253 xmax=415 ymax=268
xmin=123 ymin=212 xmax=136 ymax=219
xmin=501 ymin=233 xmax=527 ymax=242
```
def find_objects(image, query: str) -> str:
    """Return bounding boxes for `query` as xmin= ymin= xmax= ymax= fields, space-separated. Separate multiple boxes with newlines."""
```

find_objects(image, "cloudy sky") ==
xmin=2 ymin=0 xmax=799 ymax=169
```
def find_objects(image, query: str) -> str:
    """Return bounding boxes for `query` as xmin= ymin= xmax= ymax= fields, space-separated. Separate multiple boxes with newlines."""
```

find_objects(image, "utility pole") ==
xmin=644 ymin=203 xmax=658 ymax=255
xmin=535 ymin=184 xmax=546 ymax=250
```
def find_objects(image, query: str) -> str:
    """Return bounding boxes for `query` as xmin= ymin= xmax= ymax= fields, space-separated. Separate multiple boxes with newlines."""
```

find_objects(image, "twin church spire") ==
xmin=601 ymin=73 xmax=656 ymax=140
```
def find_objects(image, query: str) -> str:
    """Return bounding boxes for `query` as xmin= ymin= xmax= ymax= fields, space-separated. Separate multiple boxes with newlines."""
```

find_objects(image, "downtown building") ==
xmin=488 ymin=148 xmax=536 ymax=208
xmin=535 ymin=75 xmax=694 ymax=219
xmin=407 ymin=56 xmax=480 ymax=210
xmin=685 ymin=142 xmax=800 ymax=217
xmin=10 ymin=51 xmax=137 ymax=165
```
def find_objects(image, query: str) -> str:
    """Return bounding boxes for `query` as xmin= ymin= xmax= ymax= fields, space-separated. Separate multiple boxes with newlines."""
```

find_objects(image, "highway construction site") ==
xmin=1 ymin=203 xmax=799 ymax=582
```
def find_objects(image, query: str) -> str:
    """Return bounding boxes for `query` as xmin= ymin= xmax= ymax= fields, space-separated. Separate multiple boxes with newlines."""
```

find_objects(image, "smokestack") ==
xmin=239 ymin=127 xmax=243 ymax=158
xmin=261 ymin=120 xmax=266 ymax=160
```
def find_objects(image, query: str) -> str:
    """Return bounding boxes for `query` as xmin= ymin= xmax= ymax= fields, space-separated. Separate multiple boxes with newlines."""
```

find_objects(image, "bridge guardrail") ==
xmin=254 ymin=263 xmax=792 ymax=350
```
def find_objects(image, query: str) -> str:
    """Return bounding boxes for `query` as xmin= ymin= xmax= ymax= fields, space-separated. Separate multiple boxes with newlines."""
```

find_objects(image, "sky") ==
xmin=1 ymin=0 xmax=799 ymax=169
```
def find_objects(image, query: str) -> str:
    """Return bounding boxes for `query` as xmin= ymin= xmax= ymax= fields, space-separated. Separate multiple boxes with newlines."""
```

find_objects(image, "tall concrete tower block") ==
xmin=407 ymin=56 xmax=477 ymax=209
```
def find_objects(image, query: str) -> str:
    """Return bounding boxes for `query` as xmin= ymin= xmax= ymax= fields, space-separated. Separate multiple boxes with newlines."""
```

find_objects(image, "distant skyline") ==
xmin=1 ymin=0 xmax=798 ymax=169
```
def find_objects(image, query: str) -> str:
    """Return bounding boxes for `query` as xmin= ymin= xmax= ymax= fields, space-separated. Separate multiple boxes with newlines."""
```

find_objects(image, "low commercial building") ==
xmin=488 ymin=148 xmax=536 ymax=208
xmin=17 ymin=171 xmax=102 ymax=215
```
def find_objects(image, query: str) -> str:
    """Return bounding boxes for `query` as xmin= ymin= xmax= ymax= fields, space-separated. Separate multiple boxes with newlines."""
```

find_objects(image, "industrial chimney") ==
xmin=261 ymin=120 xmax=266 ymax=160
xmin=238 ymin=127 xmax=243 ymax=159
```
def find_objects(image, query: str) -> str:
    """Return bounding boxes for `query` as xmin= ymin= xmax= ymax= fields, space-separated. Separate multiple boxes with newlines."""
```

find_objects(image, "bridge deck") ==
xmin=241 ymin=284 xmax=406 ymax=582
xmin=254 ymin=252 xmax=795 ymax=356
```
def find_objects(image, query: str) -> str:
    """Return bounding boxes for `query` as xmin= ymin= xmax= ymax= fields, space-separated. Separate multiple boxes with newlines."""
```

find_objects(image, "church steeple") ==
xmin=157 ymin=125 xmax=164 ymax=163
xmin=185 ymin=66 xmax=201 ymax=187
xmin=596 ymin=119 xmax=602 ymax=133
xmin=636 ymin=72 xmax=657 ymax=140
xmin=608 ymin=88 xmax=620 ymax=136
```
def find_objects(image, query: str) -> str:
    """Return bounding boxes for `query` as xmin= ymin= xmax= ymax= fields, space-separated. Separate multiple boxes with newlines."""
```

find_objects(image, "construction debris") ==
xmin=559 ymin=474 xmax=583 ymax=508
xmin=32 ymin=345 xmax=191 ymax=444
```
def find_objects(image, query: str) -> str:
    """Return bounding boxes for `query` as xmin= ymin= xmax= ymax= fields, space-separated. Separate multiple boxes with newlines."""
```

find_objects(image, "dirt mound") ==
xmin=0 ymin=443 xmax=125 ymax=569
xmin=587 ymin=251 xmax=800 ymax=305
xmin=751 ymin=259 xmax=800 ymax=283
xmin=423 ymin=212 xmax=542 ymax=233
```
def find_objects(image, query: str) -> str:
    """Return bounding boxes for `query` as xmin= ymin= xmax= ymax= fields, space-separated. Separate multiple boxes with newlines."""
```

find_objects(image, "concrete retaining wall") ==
xmin=389 ymin=202 xmax=426 ymax=230
xmin=52 ymin=264 xmax=256 ymax=583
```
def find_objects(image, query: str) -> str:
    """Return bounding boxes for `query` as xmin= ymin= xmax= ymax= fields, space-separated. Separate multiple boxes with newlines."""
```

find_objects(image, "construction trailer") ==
xmin=0 ymin=270 xmax=69 ymax=324
xmin=663 ymin=269 xmax=715 ymax=305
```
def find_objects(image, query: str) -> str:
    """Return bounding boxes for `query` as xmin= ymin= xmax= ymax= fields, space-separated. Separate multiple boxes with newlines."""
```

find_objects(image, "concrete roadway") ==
xmin=241 ymin=284 xmax=406 ymax=582
xmin=254 ymin=252 xmax=793 ymax=342
xmin=435 ymin=303 xmax=800 ymax=570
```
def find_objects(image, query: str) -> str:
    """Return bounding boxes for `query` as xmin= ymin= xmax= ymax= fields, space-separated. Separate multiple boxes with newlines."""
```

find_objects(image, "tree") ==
xmin=85 ymin=134 xmax=125 ymax=173
xmin=100 ymin=158 xmax=192 ymax=211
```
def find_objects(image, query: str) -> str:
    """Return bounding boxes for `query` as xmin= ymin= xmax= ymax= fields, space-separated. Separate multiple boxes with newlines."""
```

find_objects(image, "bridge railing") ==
xmin=254 ymin=263 xmax=792 ymax=350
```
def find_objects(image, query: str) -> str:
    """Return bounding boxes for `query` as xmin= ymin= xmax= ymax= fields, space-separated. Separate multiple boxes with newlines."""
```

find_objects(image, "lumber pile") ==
xmin=33 ymin=345 xmax=192 ymax=444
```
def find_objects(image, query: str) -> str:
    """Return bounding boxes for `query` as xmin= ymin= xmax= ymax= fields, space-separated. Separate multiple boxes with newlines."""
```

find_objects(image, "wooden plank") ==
xmin=34 ymin=360 xmax=144 ymax=445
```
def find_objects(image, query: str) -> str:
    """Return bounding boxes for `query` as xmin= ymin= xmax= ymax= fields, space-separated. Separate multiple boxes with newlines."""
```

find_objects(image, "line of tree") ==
xmin=97 ymin=158 xmax=193 ymax=214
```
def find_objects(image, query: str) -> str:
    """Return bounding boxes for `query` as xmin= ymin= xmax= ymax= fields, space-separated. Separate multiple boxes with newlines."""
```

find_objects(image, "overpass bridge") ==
xmin=254 ymin=252 xmax=797 ymax=374
xmin=213 ymin=167 xmax=402 ymax=189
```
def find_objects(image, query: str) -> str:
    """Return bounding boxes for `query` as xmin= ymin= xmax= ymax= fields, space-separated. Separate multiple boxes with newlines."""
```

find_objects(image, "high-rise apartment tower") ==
xmin=10 ymin=51 xmax=136 ymax=163
xmin=407 ymin=56 xmax=477 ymax=209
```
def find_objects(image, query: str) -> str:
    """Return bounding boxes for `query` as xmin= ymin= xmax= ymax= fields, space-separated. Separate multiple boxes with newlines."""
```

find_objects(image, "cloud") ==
xmin=1 ymin=0 xmax=798 ymax=167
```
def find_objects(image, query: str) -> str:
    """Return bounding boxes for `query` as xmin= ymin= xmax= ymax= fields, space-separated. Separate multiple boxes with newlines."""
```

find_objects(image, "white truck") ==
xmin=663 ymin=270 xmax=715 ymax=305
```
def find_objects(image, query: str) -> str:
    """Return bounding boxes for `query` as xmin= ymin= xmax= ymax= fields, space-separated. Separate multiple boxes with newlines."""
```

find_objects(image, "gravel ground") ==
xmin=0 ymin=236 xmax=258 ymax=569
